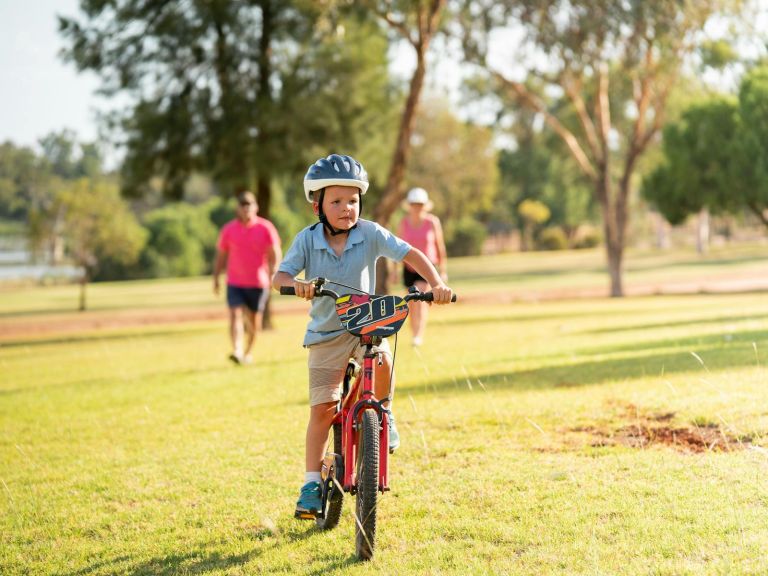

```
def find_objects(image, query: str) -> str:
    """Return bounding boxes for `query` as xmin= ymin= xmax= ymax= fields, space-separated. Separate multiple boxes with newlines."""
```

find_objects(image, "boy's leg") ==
xmin=305 ymin=401 xmax=337 ymax=472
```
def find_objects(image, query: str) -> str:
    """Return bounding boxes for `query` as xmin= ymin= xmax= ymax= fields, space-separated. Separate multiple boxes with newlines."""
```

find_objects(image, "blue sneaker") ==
xmin=388 ymin=413 xmax=400 ymax=453
xmin=294 ymin=481 xmax=322 ymax=520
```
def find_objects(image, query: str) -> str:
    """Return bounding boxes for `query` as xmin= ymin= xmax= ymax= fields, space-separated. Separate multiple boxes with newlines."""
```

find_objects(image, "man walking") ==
xmin=213 ymin=191 xmax=281 ymax=364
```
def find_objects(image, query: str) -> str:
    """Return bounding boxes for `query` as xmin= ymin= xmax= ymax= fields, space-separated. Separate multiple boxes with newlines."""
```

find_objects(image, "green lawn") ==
xmin=1 ymin=250 xmax=768 ymax=575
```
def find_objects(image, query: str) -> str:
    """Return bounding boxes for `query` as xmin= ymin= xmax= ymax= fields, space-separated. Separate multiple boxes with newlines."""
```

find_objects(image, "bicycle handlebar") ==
xmin=279 ymin=283 xmax=457 ymax=303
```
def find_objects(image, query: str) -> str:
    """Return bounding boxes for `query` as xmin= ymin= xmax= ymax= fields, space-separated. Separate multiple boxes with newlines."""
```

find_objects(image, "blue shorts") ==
xmin=227 ymin=285 xmax=268 ymax=312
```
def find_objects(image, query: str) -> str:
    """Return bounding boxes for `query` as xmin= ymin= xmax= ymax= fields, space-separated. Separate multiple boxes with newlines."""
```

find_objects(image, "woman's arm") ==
xmin=432 ymin=216 xmax=448 ymax=280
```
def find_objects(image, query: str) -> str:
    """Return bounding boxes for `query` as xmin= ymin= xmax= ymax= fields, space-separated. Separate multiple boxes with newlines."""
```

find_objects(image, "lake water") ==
xmin=0 ymin=235 xmax=80 ymax=282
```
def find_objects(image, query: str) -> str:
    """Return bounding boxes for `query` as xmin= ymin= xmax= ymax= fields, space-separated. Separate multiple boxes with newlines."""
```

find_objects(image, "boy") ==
xmin=272 ymin=154 xmax=453 ymax=519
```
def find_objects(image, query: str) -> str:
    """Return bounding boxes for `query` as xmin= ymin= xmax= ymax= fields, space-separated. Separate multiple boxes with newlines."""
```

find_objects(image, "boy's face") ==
xmin=314 ymin=185 xmax=361 ymax=231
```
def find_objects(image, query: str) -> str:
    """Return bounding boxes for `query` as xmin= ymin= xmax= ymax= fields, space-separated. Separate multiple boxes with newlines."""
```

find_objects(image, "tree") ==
xmin=517 ymin=198 xmax=550 ymax=251
xmin=406 ymin=98 xmax=498 ymax=223
xmin=56 ymin=179 xmax=146 ymax=310
xmin=363 ymin=0 xmax=448 ymax=292
xmin=462 ymin=0 xmax=729 ymax=296
xmin=0 ymin=142 xmax=48 ymax=220
xmin=736 ymin=65 xmax=768 ymax=227
xmin=59 ymin=1 xmax=395 ymax=216
xmin=642 ymin=97 xmax=740 ymax=226
xmin=643 ymin=66 xmax=768 ymax=233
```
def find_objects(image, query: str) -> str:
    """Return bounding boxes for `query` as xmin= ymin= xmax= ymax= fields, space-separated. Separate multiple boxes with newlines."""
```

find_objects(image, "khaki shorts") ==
xmin=307 ymin=332 xmax=392 ymax=406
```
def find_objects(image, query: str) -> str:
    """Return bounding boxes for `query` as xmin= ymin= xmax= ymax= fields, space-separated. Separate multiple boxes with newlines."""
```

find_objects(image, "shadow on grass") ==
xmin=586 ymin=311 xmax=768 ymax=336
xmin=0 ymin=327 xmax=215 ymax=349
xmin=402 ymin=328 xmax=765 ymax=395
xmin=61 ymin=525 xmax=359 ymax=576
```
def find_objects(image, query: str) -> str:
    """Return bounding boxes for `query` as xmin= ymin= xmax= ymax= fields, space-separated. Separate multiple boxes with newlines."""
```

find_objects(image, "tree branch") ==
xmin=492 ymin=70 xmax=597 ymax=181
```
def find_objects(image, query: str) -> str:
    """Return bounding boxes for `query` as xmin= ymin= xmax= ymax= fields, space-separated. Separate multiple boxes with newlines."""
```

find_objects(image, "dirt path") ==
xmin=2 ymin=271 xmax=767 ymax=342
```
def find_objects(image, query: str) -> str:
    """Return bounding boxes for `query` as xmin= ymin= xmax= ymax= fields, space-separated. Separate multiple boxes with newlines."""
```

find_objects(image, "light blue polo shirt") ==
xmin=278 ymin=218 xmax=412 ymax=346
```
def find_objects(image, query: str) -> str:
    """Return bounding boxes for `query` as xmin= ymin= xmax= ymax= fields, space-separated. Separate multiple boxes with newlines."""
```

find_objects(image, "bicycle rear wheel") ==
xmin=316 ymin=422 xmax=344 ymax=530
xmin=355 ymin=408 xmax=380 ymax=560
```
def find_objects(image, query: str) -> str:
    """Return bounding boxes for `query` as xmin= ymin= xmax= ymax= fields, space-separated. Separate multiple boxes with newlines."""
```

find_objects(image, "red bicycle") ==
xmin=281 ymin=277 xmax=455 ymax=560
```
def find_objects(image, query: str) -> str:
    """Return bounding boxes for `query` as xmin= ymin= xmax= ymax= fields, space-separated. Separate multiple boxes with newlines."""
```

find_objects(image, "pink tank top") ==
xmin=398 ymin=215 xmax=440 ymax=271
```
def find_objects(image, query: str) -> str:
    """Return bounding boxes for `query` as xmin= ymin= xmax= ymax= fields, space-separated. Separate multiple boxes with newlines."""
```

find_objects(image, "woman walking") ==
xmin=397 ymin=187 xmax=448 ymax=347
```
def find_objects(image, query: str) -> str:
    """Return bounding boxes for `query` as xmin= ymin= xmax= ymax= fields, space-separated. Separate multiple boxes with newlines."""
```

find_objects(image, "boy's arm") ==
xmin=267 ymin=242 xmax=281 ymax=280
xmin=401 ymin=248 xmax=453 ymax=304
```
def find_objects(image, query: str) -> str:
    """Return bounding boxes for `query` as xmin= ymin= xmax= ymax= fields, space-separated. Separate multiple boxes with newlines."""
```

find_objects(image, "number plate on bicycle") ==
xmin=335 ymin=294 xmax=409 ymax=337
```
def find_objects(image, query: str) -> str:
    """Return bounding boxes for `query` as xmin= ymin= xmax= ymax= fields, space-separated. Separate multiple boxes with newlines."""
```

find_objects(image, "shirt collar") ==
xmin=311 ymin=221 xmax=364 ymax=255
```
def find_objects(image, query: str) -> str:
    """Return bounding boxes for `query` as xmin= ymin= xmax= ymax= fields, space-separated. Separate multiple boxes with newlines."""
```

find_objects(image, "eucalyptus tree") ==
xmin=461 ymin=0 xmax=730 ymax=296
xmin=59 ymin=1 xmax=395 ymax=218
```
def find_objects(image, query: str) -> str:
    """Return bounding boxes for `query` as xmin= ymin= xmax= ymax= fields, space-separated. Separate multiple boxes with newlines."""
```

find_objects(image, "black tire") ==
xmin=316 ymin=423 xmax=344 ymax=530
xmin=355 ymin=409 xmax=380 ymax=560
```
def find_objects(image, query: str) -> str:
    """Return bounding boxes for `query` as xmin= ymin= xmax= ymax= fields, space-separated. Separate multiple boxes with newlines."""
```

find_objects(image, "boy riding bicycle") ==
xmin=272 ymin=154 xmax=453 ymax=519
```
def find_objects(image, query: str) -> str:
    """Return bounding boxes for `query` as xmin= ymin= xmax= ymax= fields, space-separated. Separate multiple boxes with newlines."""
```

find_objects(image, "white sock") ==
xmin=304 ymin=471 xmax=321 ymax=484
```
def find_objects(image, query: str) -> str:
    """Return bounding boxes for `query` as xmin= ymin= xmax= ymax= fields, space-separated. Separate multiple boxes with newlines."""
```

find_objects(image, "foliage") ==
xmin=59 ymin=1 xmax=397 ymax=214
xmin=55 ymin=178 xmax=146 ymax=308
xmin=405 ymin=98 xmax=498 ymax=224
xmin=642 ymin=96 xmax=740 ymax=225
xmin=0 ymin=141 xmax=49 ymax=219
xmin=644 ymin=65 xmax=768 ymax=229
xmin=140 ymin=202 xmax=218 ymax=279
xmin=460 ymin=0 xmax=733 ymax=295
xmin=444 ymin=217 xmax=487 ymax=256
xmin=537 ymin=226 xmax=568 ymax=250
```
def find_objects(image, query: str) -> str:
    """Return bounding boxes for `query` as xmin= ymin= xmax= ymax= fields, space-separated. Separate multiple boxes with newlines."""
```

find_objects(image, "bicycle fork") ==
xmin=343 ymin=342 xmax=390 ymax=494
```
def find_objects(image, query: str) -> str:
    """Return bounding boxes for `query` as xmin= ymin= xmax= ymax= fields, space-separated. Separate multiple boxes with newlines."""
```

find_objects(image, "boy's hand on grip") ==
xmin=431 ymin=284 xmax=453 ymax=305
xmin=294 ymin=278 xmax=316 ymax=301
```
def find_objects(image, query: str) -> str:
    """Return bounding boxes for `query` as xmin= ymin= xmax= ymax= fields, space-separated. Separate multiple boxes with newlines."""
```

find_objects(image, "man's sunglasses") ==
xmin=239 ymin=201 xmax=254 ymax=207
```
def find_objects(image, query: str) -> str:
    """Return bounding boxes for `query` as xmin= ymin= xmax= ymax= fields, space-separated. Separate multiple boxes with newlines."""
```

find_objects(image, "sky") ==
xmin=0 ymin=0 xmax=105 ymax=148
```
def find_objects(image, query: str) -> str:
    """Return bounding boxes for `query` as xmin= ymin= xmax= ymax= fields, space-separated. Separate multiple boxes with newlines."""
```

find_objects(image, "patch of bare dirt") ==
xmin=571 ymin=407 xmax=752 ymax=453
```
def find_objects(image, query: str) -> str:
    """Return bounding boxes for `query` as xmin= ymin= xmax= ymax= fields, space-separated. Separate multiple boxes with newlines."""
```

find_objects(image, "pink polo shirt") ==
xmin=398 ymin=214 xmax=441 ymax=272
xmin=217 ymin=216 xmax=280 ymax=288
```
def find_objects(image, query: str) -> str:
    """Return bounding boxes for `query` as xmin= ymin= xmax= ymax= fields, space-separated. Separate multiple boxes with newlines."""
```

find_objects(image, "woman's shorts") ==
xmin=227 ymin=285 xmax=268 ymax=312
xmin=307 ymin=332 xmax=392 ymax=406
xmin=403 ymin=267 xmax=427 ymax=288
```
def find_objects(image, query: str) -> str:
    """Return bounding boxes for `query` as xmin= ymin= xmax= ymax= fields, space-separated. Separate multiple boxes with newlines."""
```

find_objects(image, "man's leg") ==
xmin=229 ymin=306 xmax=245 ymax=362
xmin=242 ymin=309 xmax=262 ymax=362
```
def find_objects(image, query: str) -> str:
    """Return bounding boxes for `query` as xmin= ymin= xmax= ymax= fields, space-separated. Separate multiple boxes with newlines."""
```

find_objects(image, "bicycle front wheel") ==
xmin=355 ymin=408 xmax=380 ymax=560
xmin=316 ymin=422 xmax=344 ymax=530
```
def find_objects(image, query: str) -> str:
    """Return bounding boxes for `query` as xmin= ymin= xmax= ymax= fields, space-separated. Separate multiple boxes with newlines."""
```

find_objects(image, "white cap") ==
xmin=406 ymin=187 xmax=430 ymax=204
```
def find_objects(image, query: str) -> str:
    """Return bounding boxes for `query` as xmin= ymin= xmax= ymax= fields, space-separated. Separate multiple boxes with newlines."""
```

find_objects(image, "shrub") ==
xmin=140 ymin=203 xmax=217 ymax=278
xmin=572 ymin=224 xmax=602 ymax=249
xmin=537 ymin=226 xmax=568 ymax=251
xmin=445 ymin=218 xmax=487 ymax=257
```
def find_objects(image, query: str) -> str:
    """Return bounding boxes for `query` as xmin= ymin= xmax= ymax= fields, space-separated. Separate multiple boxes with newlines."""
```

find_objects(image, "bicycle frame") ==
xmin=336 ymin=334 xmax=390 ymax=494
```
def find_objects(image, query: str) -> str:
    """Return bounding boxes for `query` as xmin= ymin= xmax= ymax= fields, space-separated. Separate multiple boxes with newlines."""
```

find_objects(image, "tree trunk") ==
xmin=597 ymin=175 xmax=628 ymax=298
xmin=373 ymin=53 xmax=428 ymax=293
xmin=79 ymin=269 xmax=88 ymax=312
xmin=696 ymin=207 xmax=709 ymax=254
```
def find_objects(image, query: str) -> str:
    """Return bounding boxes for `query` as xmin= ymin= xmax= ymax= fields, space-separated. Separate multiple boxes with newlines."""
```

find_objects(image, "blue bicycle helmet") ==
xmin=303 ymin=154 xmax=369 ymax=202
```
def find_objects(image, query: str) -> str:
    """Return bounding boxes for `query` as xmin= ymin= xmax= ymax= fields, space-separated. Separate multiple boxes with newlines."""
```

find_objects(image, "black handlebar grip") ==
xmin=422 ymin=293 xmax=458 ymax=302
xmin=279 ymin=286 xmax=296 ymax=295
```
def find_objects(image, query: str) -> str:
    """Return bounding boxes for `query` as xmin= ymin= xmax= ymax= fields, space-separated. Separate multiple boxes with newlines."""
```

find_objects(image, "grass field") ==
xmin=2 ymin=248 xmax=768 ymax=575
